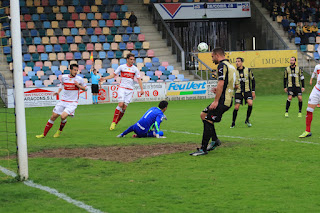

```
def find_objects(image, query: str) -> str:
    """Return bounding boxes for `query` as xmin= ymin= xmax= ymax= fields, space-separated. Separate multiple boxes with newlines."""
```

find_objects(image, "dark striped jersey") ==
xmin=284 ymin=65 xmax=304 ymax=88
xmin=235 ymin=67 xmax=255 ymax=93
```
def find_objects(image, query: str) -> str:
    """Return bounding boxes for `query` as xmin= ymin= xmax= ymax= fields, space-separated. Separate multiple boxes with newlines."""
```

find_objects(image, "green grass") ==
xmin=1 ymin=68 xmax=320 ymax=212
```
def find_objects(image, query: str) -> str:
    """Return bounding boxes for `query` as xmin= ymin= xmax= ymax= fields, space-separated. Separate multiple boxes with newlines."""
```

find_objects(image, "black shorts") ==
xmin=202 ymin=103 xmax=230 ymax=123
xmin=235 ymin=92 xmax=253 ymax=105
xmin=287 ymin=87 xmax=302 ymax=97
xmin=91 ymin=84 xmax=99 ymax=93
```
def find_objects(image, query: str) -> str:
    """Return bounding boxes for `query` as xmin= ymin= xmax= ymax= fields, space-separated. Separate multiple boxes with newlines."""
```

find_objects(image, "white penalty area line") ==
xmin=163 ymin=130 xmax=320 ymax=146
xmin=0 ymin=166 xmax=105 ymax=213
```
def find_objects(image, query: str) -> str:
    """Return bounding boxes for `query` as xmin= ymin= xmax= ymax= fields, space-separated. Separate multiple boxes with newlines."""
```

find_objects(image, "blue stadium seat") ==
xmin=71 ymin=28 xmax=78 ymax=35
xmin=43 ymin=21 xmax=51 ymax=28
xmin=102 ymin=13 xmax=110 ymax=20
xmin=99 ymin=69 xmax=106 ymax=74
xmin=126 ymin=27 xmax=133 ymax=34
xmin=41 ymin=53 xmax=48 ymax=61
xmin=136 ymin=58 xmax=143 ymax=63
xmin=314 ymin=52 xmax=320 ymax=60
xmin=87 ymin=28 xmax=94 ymax=35
xmin=55 ymin=70 xmax=62 ymax=76
xmin=152 ymin=57 xmax=159 ymax=63
xmin=51 ymin=67 xmax=59 ymax=74
xmin=153 ymin=62 xmax=160 ymax=67
xmin=167 ymin=65 xmax=174 ymax=72
xmin=99 ymin=35 xmax=106 ymax=43
xmin=61 ymin=61 xmax=69 ymax=67
xmin=35 ymin=80 xmax=44 ymax=87
xmin=34 ymin=37 xmax=41 ymax=45
xmin=103 ymin=43 xmax=111 ymax=50
xmin=145 ymin=62 xmax=152 ymax=68
xmin=114 ymin=20 xmax=121 ymax=27
xmin=99 ymin=51 xmax=106 ymax=59
xmin=45 ymin=45 xmax=53 ymax=52
xmin=74 ymin=52 xmax=82 ymax=60
xmin=30 ymin=29 xmax=38 ymax=37
xmin=134 ymin=27 xmax=141 ymax=34
xmin=119 ymin=42 xmax=126 ymax=50
xmin=158 ymin=66 xmax=165 ymax=72
xmin=60 ymin=6 xmax=67 ymax=13
xmin=168 ymin=75 xmax=176 ymax=81
xmin=131 ymin=50 xmax=138 ymax=57
xmin=86 ymin=64 xmax=92 ymax=70
xmin=87 ymin=13 xmax=95 ymax=20
xmin=3 ymin=47 xmax=11 ymax=54
xmin=33 ymin=66 xmax=41 ymax=72
xmin=99 ymin=20 xmax=106 ymax=27
xmin=23 ymin=76 xmax=30 ymax=83
xmin=113 ymin=5 xmax=120 ymax=12
xmin=139 ymin=50 xmax=147 ymax=58
xmin=54 ymin=44 xmax=62 ymax=52
xmin=295 ymin=37 xmax=301 ymax=45
xmin=75 ymin=6 xmax=83 ymax=13
xmin=112 ymin=63 xmax=118 ymax=70
xmin=177 ymin=74 xmax=185 ymax=81
xmin=300 ymin=45 xmax=307 ymax=52
xmin=122 ymin=34 xmax=129 ymax=42
xmin=146 ymin=71 xmax=154 ymax=77
xmin=120 ymin=58 xmax=126 ymax=65
xmin=91 ymin=35 xmax=98 ymax=43
xmin=121 ymin=5 xmax=128 ymax=12
xmin=67 ymin=36 xmax=74 ymax=43
xmin=49 ymin=0 xmax=57 ymax=6
xmin=23 ymin=54 xmax=31 ymax=62
xmin=28 ymin=71 xmax=36 ymax=77
xmin=40 ymin=14 xmax=47 ymax=21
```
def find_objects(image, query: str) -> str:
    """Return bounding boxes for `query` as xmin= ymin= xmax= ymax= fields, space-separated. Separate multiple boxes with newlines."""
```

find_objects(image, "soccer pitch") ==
xmin=1 ymin=68 xmax=320 ymax=212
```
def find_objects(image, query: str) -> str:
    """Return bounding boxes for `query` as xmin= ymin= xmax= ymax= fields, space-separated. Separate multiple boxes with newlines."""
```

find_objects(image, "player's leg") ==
xmin=298 ymin=94 xmax=303 ymax=117
xmin=190 ymin=110 xmax=210 ymax=156
xmin=245 ymin=98 xmax=253 ymax=127
xmin=110 ymin=88 xmax=125 ymax=130
xmin=36 ymin=112 xmax=60 ymax=138
xmin=117 ymin=124 xmax=135 ymax=137
xmin=116 ymin=89 xmax=132 ymax=124
xmin=285 ymin=93 xmax=292 ymax=117
xmin=299 ymin=88 xmax=318 ymax=137
xmin=231 ymin=103 xmax=240 ymax=128
xmin=54 ymin=102 xmax=77 ymax=138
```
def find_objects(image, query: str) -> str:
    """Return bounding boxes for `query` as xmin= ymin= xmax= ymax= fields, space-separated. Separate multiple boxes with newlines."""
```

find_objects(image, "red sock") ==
xmin=59 ymin=120 xmax=67 ymax=131
xmin=306 ymin=111 xmax=313 ymax=132
xmin=116 ymin=111 xmax=125 ymax=124
xmin=113 ymin=108 xmax=121 ymax=123
xmin=43 ymin=122 xmax=53 ymax=136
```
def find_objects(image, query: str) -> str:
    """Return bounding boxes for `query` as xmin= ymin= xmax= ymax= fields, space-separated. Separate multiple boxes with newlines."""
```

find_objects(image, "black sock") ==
xmin=246 ymin=106 xmax=252 ymax=122
xmin=299 ymin=101 xmax=302 ymax=113
xmin=232 ymin=109 xmax=238 ymax=124
xmin=286 ymin=100 xmax=291 ymax=112
xmin=211 ymin=123 xmax=218 ymax=142
xmin=201 ymin=120 xmax=213 ymax=152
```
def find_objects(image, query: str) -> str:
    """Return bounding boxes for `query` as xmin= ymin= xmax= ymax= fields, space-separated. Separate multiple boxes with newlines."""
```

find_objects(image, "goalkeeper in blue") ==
xmin=117 ymin=100 xmax=168 ymax=138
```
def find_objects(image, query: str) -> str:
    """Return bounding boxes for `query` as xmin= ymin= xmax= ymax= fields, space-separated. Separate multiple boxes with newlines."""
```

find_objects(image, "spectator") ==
xmin=285 ymin=7 xmax=290 ymax=20
xmin=300 ymin=7 xmax=310 ymax=22
xmin=128 ymin=11 xmax=138 ymax=28
xmin=271 ymin=2 xmax=279 ymax=21
xmin=280 ymin=2 xmax=286 ymax=16
xmin=311 ymin=22 xmax=319 ymax=36
xmin=282 ymin=16 xmax=290 ymax=31
xmin=296 ymin=22 xmax=304 ymax=37
xmin=314 ymin=7 xmax=320 ymax=23
xmin=288 ymin=26 xmax=296 ymax=43
xmin=290 ymin=9 xmax=299 ymax=23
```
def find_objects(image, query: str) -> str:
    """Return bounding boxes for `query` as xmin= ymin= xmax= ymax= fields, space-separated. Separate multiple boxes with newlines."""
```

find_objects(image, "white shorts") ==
xmin=118 ymin=87 xmax=133 ymax=105
xmin=308 ymin=87 xmax=320 ymax=105
xmin=53 ymin=101 xmax=78 ymax=116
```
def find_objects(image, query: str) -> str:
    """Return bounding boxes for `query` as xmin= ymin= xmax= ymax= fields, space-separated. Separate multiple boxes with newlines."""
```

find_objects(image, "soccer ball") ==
xmin=198 ymin=42 xmax=208 ymax=52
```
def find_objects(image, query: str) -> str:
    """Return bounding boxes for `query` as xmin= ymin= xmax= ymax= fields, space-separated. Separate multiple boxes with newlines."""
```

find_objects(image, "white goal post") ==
xmin=10 ymin=0 xmax=28 ymax=180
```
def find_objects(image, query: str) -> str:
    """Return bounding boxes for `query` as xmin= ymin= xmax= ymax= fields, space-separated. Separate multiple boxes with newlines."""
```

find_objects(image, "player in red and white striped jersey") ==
xmin=36 ymin=64 xmax=87 ymax=138
xmin=100 ymin=53 xmax=144 ymax=130
xmin=299 ymin=64 xmax=320 ymax=138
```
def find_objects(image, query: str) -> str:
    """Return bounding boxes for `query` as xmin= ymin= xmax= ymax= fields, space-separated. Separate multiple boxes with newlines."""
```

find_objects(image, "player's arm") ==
xmin=209 ymin=64 xmax=225 ymax=110
xmin=74 ymin=80 xmax=87 ymax=91
xmin=53 ymin=79 xmax=63 ymax=96
xmin=284 ymin=68 xmax=288 ymax=92
xmin=137 ymin=77 xmax=144 ymax=95
xmin=310 ymin=67 xmax=317 ymax=85
xmin=100 ymin=72 xmax=116 ymax=82
xmin=250 ymin=69 xmax=256 ymax=99
xmin=154 ymin=114 xmax=164 ymax=138
xmin=300 ymin=68 xmax=305 ymax=92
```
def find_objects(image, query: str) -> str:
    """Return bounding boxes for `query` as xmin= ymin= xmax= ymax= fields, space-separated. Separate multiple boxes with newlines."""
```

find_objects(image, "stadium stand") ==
xmin=0 ymin=0 xmax=195 ymax=87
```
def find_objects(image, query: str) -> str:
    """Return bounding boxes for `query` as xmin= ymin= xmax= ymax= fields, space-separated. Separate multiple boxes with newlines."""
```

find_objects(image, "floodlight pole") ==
xmin=10 ymin=0 xmax=29 ymax=180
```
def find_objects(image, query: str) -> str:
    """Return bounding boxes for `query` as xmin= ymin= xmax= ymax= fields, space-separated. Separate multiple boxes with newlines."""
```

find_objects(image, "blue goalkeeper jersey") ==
xmin=136 ymin=107 xmax=165 ymax=133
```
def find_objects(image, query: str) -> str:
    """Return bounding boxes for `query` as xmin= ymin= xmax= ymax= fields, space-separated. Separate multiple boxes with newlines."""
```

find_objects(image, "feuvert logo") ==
xmin=167 ymin=81 xmax=207 ymax=96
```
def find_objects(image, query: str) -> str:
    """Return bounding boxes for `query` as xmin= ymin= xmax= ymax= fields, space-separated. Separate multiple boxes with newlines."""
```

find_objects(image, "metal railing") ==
xmin=0 ymin=72 xmax=9 ymax=107
xmin=298 ymin=51 xmax=319 ymax=75
xmin=189 ymin=52 xmax=215 ymax=80
xmin=151 ymin=4 xmax=185 ymax=70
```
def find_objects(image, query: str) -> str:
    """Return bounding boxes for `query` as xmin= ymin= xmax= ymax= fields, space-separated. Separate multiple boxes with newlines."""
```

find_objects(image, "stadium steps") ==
xmin=0 ymin=52 xmax=13 ymax=88
xmin=125 ymin=0 xmax=194 ymax=80
xmin=251 ymin=0 xmax=314 ymax=69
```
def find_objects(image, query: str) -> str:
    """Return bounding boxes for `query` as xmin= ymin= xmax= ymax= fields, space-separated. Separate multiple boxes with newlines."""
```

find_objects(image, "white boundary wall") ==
xmin=6 ymin=81 xmax=218 ymax=108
